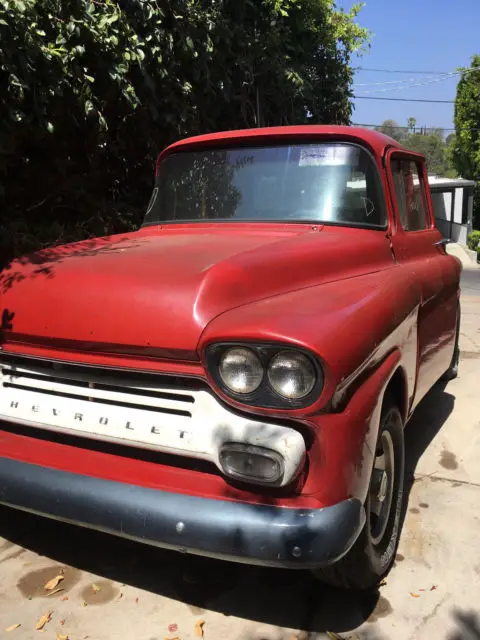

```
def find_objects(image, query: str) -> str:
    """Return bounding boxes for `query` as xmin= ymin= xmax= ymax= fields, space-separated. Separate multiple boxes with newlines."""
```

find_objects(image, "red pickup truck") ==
xmin=0 ymin=126 xmax=461 ymax=590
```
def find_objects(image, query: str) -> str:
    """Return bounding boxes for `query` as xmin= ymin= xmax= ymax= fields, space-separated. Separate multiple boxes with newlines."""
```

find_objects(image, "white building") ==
xmin=428 ymin=176 xmax=475 ymax=246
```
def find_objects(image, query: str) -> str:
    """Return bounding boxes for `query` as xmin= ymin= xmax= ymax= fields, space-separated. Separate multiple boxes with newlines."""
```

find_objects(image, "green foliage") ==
xmin=374 ymin=120 xmax=406 ymax=142
xmin=452 ymin=55 xmax=480 ymax=229
xmin=0 ymin=0 xmax=369 ymax=264
xmin=374 ymin=119 xmax=458 ymax=178
xmin=467 ymin=230 xmax=480 ymax=251
xmin=403 ymin=131 xmax=453 ymax=176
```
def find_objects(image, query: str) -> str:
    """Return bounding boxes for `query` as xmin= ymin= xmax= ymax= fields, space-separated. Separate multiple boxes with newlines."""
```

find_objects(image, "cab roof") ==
xmin=157 ymin=125 xmax=406 ymax=169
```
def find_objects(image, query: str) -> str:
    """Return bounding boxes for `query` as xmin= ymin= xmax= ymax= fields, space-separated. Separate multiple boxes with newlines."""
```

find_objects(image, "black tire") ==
xmin=313 ymin=398 xmax=405 ymax=591
xmin=441 ymin=306 xmax=461 ymax=381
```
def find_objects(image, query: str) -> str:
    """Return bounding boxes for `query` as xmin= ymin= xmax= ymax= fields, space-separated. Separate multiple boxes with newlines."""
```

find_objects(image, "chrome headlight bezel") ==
xmin=205 ymin=342 xmax=324 ymax=409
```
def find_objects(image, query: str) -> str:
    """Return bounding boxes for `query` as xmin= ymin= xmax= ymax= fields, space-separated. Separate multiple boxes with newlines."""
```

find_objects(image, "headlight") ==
xmin=219 ymin=347 xmax=264 ymax=394
xmin=207 ymin=343 xmax=323 ymax=408
xmin=267 ymin=351 xmax=316 ymax=399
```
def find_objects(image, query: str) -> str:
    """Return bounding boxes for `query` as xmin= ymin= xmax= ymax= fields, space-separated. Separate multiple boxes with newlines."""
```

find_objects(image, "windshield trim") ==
xmin=142 ymin=141 xmax=388 ymax=231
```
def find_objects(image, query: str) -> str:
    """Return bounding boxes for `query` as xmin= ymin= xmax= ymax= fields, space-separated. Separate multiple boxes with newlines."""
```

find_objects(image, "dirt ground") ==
xmin=0 ymin=264 xmax=479 ymax=640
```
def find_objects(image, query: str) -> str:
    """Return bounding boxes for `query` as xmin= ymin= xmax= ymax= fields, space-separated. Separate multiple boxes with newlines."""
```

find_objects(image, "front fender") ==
xmin=303 ymin=349 xmax=404 ymax=506
xmin=199 ymin=267 xmax=420 ymax=419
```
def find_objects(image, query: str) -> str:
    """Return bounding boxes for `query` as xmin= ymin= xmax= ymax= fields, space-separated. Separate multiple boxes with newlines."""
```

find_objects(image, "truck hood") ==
xmin=0 ymin=224 xmax=394 ymax=360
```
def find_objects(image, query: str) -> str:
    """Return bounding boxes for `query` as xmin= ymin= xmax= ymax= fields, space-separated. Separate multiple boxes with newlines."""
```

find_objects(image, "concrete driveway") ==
xmin=0 ymin=267 xmax=479 ymax=640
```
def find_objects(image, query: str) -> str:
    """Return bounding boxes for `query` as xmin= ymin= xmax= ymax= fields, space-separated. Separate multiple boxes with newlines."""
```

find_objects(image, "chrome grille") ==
xmin=0 ymin=355 xmax=205 ymax=419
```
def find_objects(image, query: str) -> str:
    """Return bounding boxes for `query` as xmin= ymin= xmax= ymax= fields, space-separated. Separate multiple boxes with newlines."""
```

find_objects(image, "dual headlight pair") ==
xmin=206 ymin=344 xmax=323 ymax=408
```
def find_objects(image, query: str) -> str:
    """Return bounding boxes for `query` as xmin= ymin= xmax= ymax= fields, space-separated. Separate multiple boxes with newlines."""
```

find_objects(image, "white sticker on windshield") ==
xmin=299 ymin=146 xmax=351 ymax=167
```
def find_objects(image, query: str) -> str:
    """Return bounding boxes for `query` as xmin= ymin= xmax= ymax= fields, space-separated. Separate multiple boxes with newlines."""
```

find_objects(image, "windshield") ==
xmin=143 ymin=143 xmax=386 ymax=229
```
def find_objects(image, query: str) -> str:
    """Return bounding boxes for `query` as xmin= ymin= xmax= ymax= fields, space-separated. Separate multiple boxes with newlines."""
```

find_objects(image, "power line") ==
xmin=354 ymin=96 xmax=455 ymax=104
xmin=354 ymin=66 xmax=480 ymax=89
xmin=357 ymin=67 xmax=458 ymax=74
xmin=354 ymin=73 xmax=454 ymax=87
xmin=355 ymin=73 xmax=457 ymax=95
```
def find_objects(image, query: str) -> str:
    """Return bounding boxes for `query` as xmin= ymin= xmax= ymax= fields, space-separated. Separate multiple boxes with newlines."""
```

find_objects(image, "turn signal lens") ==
xmin=219 ymin=443 xmax=284 ymax=485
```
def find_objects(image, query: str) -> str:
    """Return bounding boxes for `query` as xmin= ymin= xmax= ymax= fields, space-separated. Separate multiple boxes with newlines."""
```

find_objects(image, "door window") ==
xmin=391 ymin=159 xmax=429 ymax=231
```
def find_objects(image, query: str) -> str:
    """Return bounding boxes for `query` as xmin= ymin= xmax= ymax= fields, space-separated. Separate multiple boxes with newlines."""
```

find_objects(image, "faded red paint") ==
xmin=0 ymin=126 xmax=461 ymax=509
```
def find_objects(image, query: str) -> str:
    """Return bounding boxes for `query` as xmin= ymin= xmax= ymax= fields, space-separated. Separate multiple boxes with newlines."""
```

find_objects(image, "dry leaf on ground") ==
xmin=91 ymin=583 xmax=101 ymax=593
xmin=5 ymin=624 xmax=21 ymax=632
xmin=47 ymin=588 xmax=64 ymax=597
xmin=81 ymin=601 xmax=88 ymax=607
xmin=60 ymin=619 xmax=65 ymax=626
xmin=61 ymin=596 xmax=69 ymax=602
xmin=195 ymin=619 xmax=205 ymax=637
xmin=57 ymin=634 xmax=69 ymax=640
xmin=35 ymin=611 xmax=52 ymax=630
xmin=410 ymin=591 xmax=421 ymax=598
xmin=44 ymin=575 xmax=65 ymax=591
xmin=164 ymin=637 xmax=180 ymax=640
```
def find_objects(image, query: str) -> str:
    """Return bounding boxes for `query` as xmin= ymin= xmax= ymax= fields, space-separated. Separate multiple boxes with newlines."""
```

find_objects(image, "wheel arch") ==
xmin=383 ymin=366 xmax=409 ymax=425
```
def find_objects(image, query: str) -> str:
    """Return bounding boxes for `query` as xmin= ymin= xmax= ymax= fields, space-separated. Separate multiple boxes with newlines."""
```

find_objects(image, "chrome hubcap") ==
xmin=369 ymin=429 xmax=395 ymax=546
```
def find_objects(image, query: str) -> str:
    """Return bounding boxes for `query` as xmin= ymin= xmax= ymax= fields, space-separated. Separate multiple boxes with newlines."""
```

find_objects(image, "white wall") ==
xmin=454 ymin=188 xmax=464 ymax=224
xmin=430 ymin=188 xmax=470 ymax=245
xmin=431 ymin=191 xmax=452 ymax=221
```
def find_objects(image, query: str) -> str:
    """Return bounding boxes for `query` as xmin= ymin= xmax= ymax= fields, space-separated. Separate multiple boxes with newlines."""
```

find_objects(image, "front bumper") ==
xmin=0 ymin=457 xmax=365 ymax=569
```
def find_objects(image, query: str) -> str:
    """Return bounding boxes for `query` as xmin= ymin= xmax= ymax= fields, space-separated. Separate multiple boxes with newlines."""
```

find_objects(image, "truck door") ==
xmin=385 ymin=150 xmax=460 ymax=407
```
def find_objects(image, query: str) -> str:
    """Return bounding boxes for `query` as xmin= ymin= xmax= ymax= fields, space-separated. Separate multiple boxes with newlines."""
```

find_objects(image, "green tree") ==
xmin=374 ymin=119 xmax=406 ymax=142
xmin=0 ymin=0 xmax=370 ymax=264
xmin=407 ymin=117 xmax=416 ymax=134
xmin=451 ymin=54 xmax=480 ymax=228
xmin=403 ymin=131 xmax=452 ymax=176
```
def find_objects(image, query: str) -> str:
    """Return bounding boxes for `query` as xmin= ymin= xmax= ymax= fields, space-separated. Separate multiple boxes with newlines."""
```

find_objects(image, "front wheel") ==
xmin=313 ymin=399 xmax=405 ymax=591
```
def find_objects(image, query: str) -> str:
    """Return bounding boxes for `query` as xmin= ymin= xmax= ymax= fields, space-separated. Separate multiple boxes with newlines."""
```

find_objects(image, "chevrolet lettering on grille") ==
xmin=7 ymin=399 xmax=188 ymax=439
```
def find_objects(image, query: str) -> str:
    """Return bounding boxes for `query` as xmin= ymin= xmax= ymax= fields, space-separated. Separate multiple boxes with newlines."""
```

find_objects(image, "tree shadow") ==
xmin=0 ymin=234 xmax=145 ymax=294
xmin=0 ymin=503 xmax=379 ymax=636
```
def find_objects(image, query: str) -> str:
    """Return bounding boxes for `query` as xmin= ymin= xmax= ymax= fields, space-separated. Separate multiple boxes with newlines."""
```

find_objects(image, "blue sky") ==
xmin=338 ymin=0 xmax=480 ymax=132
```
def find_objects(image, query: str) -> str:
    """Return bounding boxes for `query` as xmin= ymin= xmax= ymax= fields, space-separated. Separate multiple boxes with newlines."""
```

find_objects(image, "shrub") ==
xmin=467 ymin=230 xmax=480 ymax=251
